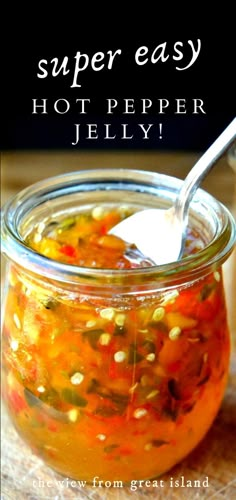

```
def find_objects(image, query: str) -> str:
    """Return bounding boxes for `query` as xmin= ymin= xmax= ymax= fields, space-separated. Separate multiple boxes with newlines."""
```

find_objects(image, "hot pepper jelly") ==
xmin=1 ymin=169 xmax=235 ymax=482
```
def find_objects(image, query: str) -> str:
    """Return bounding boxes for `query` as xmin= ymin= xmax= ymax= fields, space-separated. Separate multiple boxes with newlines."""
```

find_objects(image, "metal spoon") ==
xmin=110 ymin=118 xmax=236 ymax=265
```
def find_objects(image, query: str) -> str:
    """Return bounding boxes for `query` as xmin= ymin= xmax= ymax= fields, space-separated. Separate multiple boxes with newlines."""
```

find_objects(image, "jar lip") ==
xmin=1 ymin=168 xmax=236 ymax=289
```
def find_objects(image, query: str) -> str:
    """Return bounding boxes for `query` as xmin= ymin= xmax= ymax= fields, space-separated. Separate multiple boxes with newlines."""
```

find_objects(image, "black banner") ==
xmin=2 ymin=28 xmax=235 ymax=150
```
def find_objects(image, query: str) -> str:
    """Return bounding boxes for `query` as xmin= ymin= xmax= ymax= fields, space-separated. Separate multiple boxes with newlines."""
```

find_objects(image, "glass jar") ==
xmin=1 ymin=169 xmax=236 ymax=483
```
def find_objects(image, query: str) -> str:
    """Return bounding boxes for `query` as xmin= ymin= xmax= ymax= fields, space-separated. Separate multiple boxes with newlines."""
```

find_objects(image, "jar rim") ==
xmin=1 ymin=168 xmax=236 ymax=290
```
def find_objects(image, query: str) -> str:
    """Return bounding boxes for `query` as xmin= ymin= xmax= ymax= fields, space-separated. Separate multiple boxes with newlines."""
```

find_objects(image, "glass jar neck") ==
xmin=1 ymin=169 xmax=236 ymax=293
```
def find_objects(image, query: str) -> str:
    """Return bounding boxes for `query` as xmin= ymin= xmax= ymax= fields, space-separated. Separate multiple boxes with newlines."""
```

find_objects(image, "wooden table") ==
xmin=1 ymin=151 xmax=236 ymax=499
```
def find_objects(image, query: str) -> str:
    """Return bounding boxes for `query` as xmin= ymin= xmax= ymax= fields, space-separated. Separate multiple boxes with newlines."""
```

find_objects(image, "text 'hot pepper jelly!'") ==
xmin=1 ymin=170 xmax=236 ymax=483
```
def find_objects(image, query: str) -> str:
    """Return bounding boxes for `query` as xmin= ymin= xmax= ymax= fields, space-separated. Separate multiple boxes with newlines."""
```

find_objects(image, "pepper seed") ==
xmin=133 ymin=408 xmax=148 ymax=419
xmin=118 ymin=205 xmax=130 ymax=217
xmin=13 ymin=313 xmax=21 ymax=330
xmin=203 ymin=352 xmax=208 ymax=363
xmin=70 ymin=372 xmax=84 ymax=385
xmin=146 ymin=353 xmax=155 ymax=362
xmin=100 ymin=308 xmax=115 ymax=321
xmin=152 ymin=307 xmax=165 ymax=322
xmin=169 ymin=326 xmax=181 ymax=341
xmin=114 ymin=351 xmax=126 ymax=363
xmin=129 ymin=382 xmax=139 ymax=394
xmin=146 ymin=389 xmax=160 ymax=400
xmin=115 ymin=313 xmax=126 ymax=327
xmin=37 ymin=385 xmax=46 ymax=393
xmin=92 ymin=206 xmax=105 ymax=220
xmin=214 ymin=271 xmax=221 ymax=282
xmin=140 ymin=375 xmax=149 ymax=387
xmin=68 ymin=409 xmax=79 ymax=423
xmin=144 ymin=442 xmax=153 ymax=451
xmin=96 ymin=434 xmax=106 ymax=441
xmin=99 ymin=333 xmax=111 ymax=346
xmin=162 ymin=290 xmax=179 ymax=305
xmin=86 ymin=319 xmax=97 ymax=328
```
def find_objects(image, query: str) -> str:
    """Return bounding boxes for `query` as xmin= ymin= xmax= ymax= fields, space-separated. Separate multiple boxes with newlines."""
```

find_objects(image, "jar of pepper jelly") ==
xmin=1 ymin=169 xmax=235 ymax=483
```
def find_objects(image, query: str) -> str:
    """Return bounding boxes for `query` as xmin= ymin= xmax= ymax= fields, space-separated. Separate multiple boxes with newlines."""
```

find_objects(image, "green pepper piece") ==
xmin=87 ymin=379 xmax=129 ymax=413
xmin=87 ymin=378 xmax=100 ymax=394
xmin=82 ymin=329 xmax=104 ymax=349
xmin=199 ymin=282 xmax=216 ymax=301
xmin=142 ymin=340 xmax=156 ymax=354
xmin=39 ymin=388 xmax=61 ymax=408
xmin=44 ymin=221 xmax=58 ymax=234
xmin=94 ymin=406 xmax=120 ymax=417
xmin=104 ymin=444 xmax=119 ymax=453
xmin=197 ymin=372 xmax=211 ymax=386
xmin=163 ymin=406 xmax=178 ymax=421
xmin=128 ymin=343 xmax=144 ymax=364
xmin=168 ymin=379 xmax=181 ymax=400
xmin=114 ymin=325 xmax=127 ymax=337
xmin=148 ymin=321 xmax=168 ymax=333
xmin=40 ymin=297 xmax=58 ymax=310
xmin=61 ymin=388 xmax=87 ymax=407
xmin=151 ymin=439 xmax=169 ymax=447
xmin=57 ymin=217 xmax=76 ymax=233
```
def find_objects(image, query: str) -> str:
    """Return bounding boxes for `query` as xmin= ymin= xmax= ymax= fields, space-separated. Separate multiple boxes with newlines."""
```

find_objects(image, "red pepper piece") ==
xmin=119 ymin=447 xmax=133 ymax=456
xmin=197 ymin=292 xmax=223 ymax=321
xmin=8 ymin=390 xmax=27 ymax=413
xmin=100 ymin=224 xmax=107 ymax=235
xmin=132 ymin=430 xmax=146 ymax=436
xmin=60 ymin=245 xmax=77 ymax=258
xmin=167 ymin=361 xmax=182 ymax=373
xmin=108 ymin=361 xmax=119 ymax=379
xmin=106 ymin=323 xmax=115 ymax=335
xmin=48 ymin=421 xmax=58 ymax=432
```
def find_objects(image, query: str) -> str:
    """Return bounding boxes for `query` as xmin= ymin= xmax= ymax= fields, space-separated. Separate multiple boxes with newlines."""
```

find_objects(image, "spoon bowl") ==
xmin=110 ymin=207 xmax=181 ymax=265
xmin=110 ymin=118 xmax=236 ymax=265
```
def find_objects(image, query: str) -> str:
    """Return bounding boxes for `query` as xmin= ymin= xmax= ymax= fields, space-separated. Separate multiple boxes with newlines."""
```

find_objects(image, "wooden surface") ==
xmin=1 ymin=151 xmax=236 ymax=499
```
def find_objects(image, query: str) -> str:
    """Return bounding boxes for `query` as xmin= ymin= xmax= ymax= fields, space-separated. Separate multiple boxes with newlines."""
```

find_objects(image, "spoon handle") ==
xmin=175 ymin=118 xmax=236 ymax=222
